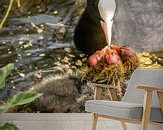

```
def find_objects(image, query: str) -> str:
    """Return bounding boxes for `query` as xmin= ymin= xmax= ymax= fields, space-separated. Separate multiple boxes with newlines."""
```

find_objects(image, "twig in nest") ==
xmin=17 ymin=0 xmax=21 ymax=8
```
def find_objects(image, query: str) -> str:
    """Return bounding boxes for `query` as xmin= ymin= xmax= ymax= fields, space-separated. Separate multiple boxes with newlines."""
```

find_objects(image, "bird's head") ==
xmin=86 ymin=0 xmax=104 ymax=24
xmin=86 ymin=0 xmax=117 ymax=46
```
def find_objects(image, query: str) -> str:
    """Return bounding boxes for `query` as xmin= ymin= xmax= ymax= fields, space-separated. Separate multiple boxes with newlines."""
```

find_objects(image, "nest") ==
xmin=82 ymin=61 xmax=124 ymax=85
xmin=81 ymin=60 xmax=125 ymax=99
xmin=122 ymin=55 xmax=139 ymax=76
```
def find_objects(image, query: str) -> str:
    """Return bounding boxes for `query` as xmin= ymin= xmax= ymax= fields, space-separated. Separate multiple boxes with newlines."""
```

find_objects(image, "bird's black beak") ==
xmin=86 ymin=0 xmax=104 ymax=24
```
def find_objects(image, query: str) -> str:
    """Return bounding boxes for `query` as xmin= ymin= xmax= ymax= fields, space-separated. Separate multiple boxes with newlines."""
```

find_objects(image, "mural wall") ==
xmin=113 ymin=0 xmax=163 ymax=52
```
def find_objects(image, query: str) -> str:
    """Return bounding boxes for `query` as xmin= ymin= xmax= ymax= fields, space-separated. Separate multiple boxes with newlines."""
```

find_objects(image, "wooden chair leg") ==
xmin=141 ymin=90 xmax=152 ymax=130
xmin=92 ymin=113 xmax=98 ymax=130
xmin=108 ymin=88 xmax=118 ymax=101
xmin=141 ymin=121 xmax=149 ymax=129
xmin=157 ymin=91 xmax=163 ymax=114
xmin=121 ymin=121 xmax=127 ymax=130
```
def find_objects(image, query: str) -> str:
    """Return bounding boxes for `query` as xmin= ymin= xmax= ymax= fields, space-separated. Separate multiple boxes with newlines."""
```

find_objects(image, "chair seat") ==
xmin=85 ymin=100 xmax=163 ymax=123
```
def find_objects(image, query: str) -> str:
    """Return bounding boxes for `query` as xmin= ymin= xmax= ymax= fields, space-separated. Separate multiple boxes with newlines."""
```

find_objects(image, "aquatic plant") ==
xmin=0 ymin=63 xmax=14 ymax=89
xmin=0 ymin=123 xmax=19 ymax=130
xmin=0 ymin=0 xmax=14 ymax=29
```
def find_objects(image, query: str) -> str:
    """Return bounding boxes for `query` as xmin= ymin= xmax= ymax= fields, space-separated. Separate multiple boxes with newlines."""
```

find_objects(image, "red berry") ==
xmin=88 ymin=55 xmax=98 ymax=66
xmin=105 ymin=50 xmax=120 ymax=65
xmin=120 ymin=46 xmax=135 ymax=57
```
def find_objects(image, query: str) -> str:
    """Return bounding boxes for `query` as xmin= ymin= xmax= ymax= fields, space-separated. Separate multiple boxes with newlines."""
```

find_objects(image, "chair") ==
xmin=85 ymin=68 xmax=163 ymax=130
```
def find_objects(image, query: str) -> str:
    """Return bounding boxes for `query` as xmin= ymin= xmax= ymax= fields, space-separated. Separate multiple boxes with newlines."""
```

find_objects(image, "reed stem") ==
xmin=0 ymin=0 xmax=14 ymax=29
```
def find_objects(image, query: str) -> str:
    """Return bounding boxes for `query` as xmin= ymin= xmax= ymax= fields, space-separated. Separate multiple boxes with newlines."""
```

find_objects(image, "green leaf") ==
xmin=0 ymin=107 xmax=7 ymax=114
xmin=0 ymin=123 xmax=19 ymax=130
xmin=0 ymin=63 xmax=14 ymax=89
xmin=7 ymin=92 xmax=43 ymax=108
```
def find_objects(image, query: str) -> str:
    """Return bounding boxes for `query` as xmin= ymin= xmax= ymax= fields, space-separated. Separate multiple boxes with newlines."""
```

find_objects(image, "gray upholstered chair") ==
xmin=85 ymin=68 xmax=163 ymax=130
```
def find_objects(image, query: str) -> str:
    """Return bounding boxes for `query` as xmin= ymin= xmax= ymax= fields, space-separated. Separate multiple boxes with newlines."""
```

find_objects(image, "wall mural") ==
xmin=0 ymin=0 xmax=162 ymax=116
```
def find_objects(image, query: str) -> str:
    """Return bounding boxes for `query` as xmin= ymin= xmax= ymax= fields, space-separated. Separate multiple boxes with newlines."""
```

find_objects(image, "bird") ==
xmin=16 ymin=74 xmax=93 ymax=113
xmin=74 ymin=0 xmax=117 ymax=56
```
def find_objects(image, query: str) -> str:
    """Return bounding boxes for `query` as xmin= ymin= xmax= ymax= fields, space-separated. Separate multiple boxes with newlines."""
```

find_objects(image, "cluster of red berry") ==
xmin=88 ymin=45 xmax=136 ymax=66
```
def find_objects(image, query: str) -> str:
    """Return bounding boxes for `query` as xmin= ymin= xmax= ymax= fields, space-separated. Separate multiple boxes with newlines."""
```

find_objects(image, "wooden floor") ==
xmin=0 ymin=113 xmax=140 ymax=130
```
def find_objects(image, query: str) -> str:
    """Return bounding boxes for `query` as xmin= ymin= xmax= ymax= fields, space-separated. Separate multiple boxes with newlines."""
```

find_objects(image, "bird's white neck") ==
xmin=98 ymin=0 xmax=116 ymax=47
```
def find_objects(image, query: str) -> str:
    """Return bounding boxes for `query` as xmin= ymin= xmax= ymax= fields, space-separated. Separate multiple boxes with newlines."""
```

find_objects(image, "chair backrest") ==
xmin=122 ymin=68 xmax=163 ymax=107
